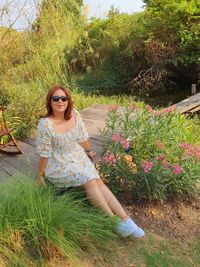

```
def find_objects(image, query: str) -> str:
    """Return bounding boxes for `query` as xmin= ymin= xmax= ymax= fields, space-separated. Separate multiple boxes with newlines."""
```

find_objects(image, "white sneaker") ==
xmin=127 ymin=218 xmax=145 ymax=238
xmin=116 ymin=217 xmax=145 ymax=238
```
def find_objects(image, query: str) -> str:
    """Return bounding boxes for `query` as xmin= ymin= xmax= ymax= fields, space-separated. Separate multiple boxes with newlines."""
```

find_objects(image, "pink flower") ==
xmin=112 ymin=133 xmax=121 ymax=143
xmin=141 ymin=160 xmax=154 ymax=173
xmin=179 ymin=142 xmax=200 ymax=161
xmin=155 ymin=140 xmax=165 ymax=149
xmin=146 ymin=105 xmax=154 ymax=113
xmin=120 ymin=140 xmax=130 ymax=150
xmin=155 ymin=153 xmax=165 ymax=160
xmin=128 ymin=102 xmax=137 ymax=111
xmin=153 ymin=110 xmax=162 ymax=116
xmin=189 ymin=145 xmax=200 ymax=160
xmin=162 ymin=105 xmax=176 ymax=113
xmin=161 ymin=159 xmax=169 ymax=169
xmin=178 ymin=142 xmax=189 ymax=149
xmin=170 ymin=105 xmax=177 ymax=111
xmin=152 ymin=105 xmax=177 ymax=116
xmin=108 ymin=104 xmax=118 ymax=112
xmin=172 ymin=164 xmax=183 ymax=175
xmin=193 ymin=146 xmax=200 ymax=160
xmin=100 ymin=153 xmax=117 ymax=164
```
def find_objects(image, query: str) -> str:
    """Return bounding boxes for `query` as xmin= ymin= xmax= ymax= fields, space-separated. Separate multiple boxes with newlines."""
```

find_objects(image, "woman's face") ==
xmin=51 ymin=89 xmax=68 ymax=114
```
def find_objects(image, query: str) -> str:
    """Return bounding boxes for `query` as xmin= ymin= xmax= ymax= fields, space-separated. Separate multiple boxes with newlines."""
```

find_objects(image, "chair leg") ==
xmin=0 ymin=133 xmax=23 ymax=154
xmin=9 ymin=133 xmax=23 ymax=154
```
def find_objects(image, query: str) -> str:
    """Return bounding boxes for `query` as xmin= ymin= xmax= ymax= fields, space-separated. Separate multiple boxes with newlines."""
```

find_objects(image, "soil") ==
xmin=123 ymin=196 xmax=200 ymax=245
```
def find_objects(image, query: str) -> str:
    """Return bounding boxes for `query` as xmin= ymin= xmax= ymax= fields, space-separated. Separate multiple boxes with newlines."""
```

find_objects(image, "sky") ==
xmin=0 ymin=0 xmax=144 ymax=30
xmin=84 ymin=0 xmax=144 ymax=18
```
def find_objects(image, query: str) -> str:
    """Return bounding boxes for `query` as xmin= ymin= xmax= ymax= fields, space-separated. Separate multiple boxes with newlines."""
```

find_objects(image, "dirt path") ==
xmin=126 ymin=198 xmax=200 ymax=244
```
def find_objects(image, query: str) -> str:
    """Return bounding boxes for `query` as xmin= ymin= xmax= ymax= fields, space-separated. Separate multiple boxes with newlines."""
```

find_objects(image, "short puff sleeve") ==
xmin=75 ymin=110 xmax=89 ymax=143
xmin=36 ymin=119 xmax=52 ymax=158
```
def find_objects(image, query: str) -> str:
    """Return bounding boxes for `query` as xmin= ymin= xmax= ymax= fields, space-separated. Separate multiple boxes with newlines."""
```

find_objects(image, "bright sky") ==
xmin=84 ymin=0 xmax=144 ymax=18
xmin=0 ymin=0 xmax=144 ymax=30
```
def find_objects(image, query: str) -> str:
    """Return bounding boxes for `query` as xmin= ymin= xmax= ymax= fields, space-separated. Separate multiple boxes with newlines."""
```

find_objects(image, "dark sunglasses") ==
xmin=51 ymin=96 xmax=68 ymax=102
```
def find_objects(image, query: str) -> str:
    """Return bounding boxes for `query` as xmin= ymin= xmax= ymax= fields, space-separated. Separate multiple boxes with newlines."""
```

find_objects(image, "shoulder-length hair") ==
xmin=44 ymin=85 xmax=73 ymax=120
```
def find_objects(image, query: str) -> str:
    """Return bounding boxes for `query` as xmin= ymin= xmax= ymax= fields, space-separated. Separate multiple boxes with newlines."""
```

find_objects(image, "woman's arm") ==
xmin=36 ymin=119 xmax=53 ymax=186
xmin=79 ymin=139 xmax=96 ymax=161
xmin=35 ymin=156 xmax=48 ymax=186
xmin=79 ymin=139 xmax=91 ymax=152
xmin=76 ymin=111 xmax=96 ymax=160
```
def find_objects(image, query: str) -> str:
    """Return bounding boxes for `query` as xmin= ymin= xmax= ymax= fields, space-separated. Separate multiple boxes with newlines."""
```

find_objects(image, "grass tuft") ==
xmin=0 ymin=176 xmax=118 ymax=266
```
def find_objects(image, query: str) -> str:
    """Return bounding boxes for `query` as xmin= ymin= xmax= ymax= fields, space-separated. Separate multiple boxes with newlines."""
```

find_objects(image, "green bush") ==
xmin=98 ymin=104 xmax=200 ymax=202
xmin=0 ymin=177 xmax=117 ymax=266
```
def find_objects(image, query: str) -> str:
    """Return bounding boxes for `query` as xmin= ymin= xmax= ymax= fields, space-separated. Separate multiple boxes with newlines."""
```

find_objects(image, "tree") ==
xmin=145 ymin=0 xmax=200 ymax=82
xmin=107 ymin=5 xmax=120 ymax=18
xmin=32 ymin=0 xmax=83 ymax=32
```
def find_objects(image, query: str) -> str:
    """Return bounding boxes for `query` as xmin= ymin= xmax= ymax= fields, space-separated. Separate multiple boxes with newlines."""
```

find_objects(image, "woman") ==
xmin=36 ymin=85 xmax=145 ymax=238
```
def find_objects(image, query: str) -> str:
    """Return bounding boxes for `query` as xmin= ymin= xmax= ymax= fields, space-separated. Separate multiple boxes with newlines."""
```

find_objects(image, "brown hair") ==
xmin=44 ymin=85 xmax=73 ymax=120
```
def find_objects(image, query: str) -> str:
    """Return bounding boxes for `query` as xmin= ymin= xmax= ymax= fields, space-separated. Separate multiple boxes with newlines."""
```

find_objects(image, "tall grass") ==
xmin=0 ymin=176 xmax=117 ymax=266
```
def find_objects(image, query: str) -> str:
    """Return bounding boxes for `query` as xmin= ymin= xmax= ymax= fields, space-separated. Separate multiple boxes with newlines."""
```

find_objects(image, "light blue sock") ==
xmin=116 ymin=219 xmax=135 ymax=237
xmin=116 ymin=217 xmax=145 ymax=238
xmin=125 ymin=218 xmax=145 ymax=238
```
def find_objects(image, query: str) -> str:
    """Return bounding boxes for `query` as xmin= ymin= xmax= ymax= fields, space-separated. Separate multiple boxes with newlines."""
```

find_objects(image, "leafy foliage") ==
xmin=98 ymin=104 xmax=200 ymax=202
xmin=144 ymin=0 xmax=200 ymax=80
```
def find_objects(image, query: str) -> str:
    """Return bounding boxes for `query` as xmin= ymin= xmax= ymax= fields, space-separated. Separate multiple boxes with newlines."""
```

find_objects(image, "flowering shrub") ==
xmin=98 ymin=103 xmax=200 ymax=202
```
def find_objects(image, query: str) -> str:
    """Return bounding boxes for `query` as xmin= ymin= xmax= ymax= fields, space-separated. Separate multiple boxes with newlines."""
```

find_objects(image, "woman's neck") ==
xmin=52 ymin=112 xmax=65 ymax=121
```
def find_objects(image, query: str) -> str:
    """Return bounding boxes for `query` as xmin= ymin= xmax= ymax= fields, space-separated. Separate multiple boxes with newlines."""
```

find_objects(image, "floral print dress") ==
xmin=36 ymin=109 xmax=100 ymax=188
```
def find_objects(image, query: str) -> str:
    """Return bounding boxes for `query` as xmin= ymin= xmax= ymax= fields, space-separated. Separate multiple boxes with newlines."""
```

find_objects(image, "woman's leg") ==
xmin=81 ymin=179 xmax=114 ymax=216
xmin=96 ymin=179 xmax=128 ymax=220
xmin=82 ymin=179 xmax=145 ymax=238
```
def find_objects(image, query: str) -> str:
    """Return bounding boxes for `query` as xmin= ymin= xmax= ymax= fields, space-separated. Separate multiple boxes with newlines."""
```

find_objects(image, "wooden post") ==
xmin=191 ymin=84 xmax=196 ymax=95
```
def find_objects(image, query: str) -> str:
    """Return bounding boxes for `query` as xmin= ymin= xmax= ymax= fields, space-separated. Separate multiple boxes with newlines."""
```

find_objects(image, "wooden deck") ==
xmin=0 ymin=104 xmax=109 ymax=180
xmin=175 ymin=92 xmax=200 ymax=114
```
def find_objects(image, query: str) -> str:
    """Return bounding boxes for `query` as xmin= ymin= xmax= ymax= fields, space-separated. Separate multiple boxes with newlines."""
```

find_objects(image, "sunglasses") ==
xmin=51 ymin=96 xmax=68 ymax=102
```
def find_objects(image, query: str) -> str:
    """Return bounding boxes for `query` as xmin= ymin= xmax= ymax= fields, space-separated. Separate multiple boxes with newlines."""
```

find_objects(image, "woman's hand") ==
xmin=86 ymin=150 xmax=96 ymax=161
xmin=35 ymin=175 xmax=46 ymax=187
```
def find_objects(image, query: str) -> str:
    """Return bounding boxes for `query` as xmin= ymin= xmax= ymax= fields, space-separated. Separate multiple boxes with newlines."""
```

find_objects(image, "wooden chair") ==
xmin=0 ymin=106 xmax=23 ymax=154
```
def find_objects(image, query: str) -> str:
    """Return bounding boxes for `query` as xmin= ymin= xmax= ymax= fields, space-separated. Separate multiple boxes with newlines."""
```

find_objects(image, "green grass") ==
xmin=93 ymin=232 xmax=200 ymax=267
xmin=0 ymin=176 xmax=118 ymax=266
xmin=0 ymin=176 xmax=199 ymax=266
xmin=72 ymin=91 xmax=133 ymax=110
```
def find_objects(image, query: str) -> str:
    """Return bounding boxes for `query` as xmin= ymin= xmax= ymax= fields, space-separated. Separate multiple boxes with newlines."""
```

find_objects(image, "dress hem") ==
xmin=45 ymin=176 xmax=100 ymax=189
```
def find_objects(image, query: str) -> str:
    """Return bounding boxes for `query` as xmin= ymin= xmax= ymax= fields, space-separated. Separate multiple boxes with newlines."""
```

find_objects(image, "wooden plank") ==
xmin=18 ymin=141 xmax=38 ymax=156
xmin=16 ymin=141 xmax=39 ymax=171
xmin=177 ymin=102 xmax=200 ymax=114
xmin=176 ymin=92 xmax=200 ymax=104
xmin=0 ymin=168 xmax=10 ymax=180
xmin=188 ymin=105 xmax=200 ymax=113
xmin=1 ymin=153 xmax=37 ymax=177
xmin=19 ymin=137 xmax=36 ymax=147
xmin=175 ymin=93 xmax=200 ymax=109
xmin=0 ymin=159 xmax=21 ymax=176
xmin=81 ymin=108 xmax=109 ymax=121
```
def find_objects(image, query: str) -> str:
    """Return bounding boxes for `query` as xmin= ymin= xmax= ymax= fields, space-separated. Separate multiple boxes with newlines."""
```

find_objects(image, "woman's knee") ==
xmin=96 ymin=178 xmax=105 ymax=186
